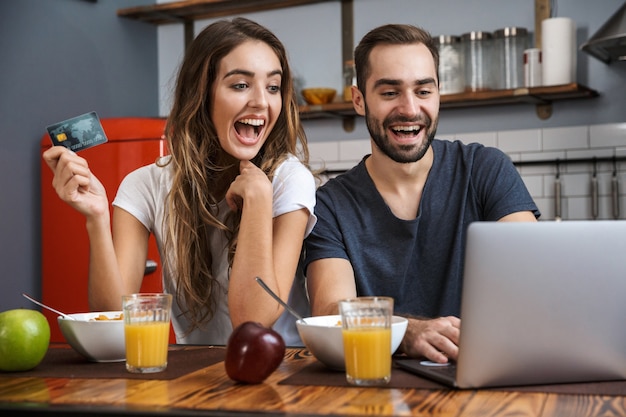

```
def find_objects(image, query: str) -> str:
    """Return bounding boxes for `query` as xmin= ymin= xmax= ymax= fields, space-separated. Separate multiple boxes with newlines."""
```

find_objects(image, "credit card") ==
xmin=46 ymin=111 xmax=108 ymax=152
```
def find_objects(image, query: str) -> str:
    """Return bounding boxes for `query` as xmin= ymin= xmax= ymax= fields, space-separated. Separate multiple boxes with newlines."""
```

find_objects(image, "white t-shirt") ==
xmin=112 ymin=154 xmax=316 ymax=346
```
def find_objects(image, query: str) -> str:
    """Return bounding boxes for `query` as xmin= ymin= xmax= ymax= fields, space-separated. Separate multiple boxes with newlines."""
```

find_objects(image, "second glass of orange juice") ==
xmin=338 ymin=296 xmax=393 ymax=386
xmin=122 ymin=293 xmax=172 ymax=373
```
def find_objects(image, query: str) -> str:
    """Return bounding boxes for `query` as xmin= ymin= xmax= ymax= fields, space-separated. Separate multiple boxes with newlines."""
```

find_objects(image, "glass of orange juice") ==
xmin=122 ymin=293 xmax=172 ymax=373
xmin=338 ymin=296 xmax=393 ymax=386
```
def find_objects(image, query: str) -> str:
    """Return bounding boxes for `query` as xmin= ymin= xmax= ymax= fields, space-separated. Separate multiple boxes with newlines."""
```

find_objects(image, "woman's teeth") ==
xmin=239 ymin=119 xmax=264 ymax=127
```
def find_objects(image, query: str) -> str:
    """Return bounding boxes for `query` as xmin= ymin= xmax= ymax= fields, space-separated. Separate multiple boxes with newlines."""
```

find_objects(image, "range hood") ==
xmin=580 ymin=1 xmax=626 ymax=64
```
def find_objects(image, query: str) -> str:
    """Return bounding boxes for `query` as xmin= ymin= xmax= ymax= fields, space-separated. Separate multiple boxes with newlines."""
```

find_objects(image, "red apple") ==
xmin=225 ymin=321 xmax=285 ymax=384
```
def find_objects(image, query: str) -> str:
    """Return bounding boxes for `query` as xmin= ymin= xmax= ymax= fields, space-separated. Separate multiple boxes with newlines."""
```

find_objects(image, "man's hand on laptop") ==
xmin=399 ymin=316 xmax=461 ymax=364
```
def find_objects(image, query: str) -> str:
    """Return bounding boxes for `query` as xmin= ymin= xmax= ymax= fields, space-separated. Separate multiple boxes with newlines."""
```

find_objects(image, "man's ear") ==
xmin=351 ymin=85 xmax=366 ymax=116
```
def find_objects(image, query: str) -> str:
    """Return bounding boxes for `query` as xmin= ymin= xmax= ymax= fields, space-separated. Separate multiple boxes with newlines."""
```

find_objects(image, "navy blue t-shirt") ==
xmin=304 ymin=139 xmax=540 ymax=318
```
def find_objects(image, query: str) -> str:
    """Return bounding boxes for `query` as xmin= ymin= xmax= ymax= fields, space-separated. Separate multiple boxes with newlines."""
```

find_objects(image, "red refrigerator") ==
xmin=40 ymin=117 xmax=169 ymax=343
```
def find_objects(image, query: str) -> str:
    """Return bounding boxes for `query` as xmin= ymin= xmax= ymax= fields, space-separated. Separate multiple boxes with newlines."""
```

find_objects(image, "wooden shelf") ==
xmin=298 ymin=83 xmax=599 ymax=121
xmin=117 ymin=0 xmax=337 ymax=24
xmin=117 ymin=1 xmax=598 ymax=124
xmin=440 ymin=83 xmax=598 ymax=108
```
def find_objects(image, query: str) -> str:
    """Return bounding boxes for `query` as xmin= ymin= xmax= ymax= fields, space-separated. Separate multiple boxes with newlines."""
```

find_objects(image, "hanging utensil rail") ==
xmin=322 ymin=155 xmax=626 ymax=176
xmin=512 ymin=155 xmax=626 ymax=167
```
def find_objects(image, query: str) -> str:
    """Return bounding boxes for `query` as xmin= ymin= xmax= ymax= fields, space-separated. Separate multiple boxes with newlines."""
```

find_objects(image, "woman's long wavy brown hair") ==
xmin=160 ymin=17 xmax=309 ymax=333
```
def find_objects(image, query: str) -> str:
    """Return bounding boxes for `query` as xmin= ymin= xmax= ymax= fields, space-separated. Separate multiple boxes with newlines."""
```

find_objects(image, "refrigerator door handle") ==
xmin=145 ymin=259 xmax=158 ymax=275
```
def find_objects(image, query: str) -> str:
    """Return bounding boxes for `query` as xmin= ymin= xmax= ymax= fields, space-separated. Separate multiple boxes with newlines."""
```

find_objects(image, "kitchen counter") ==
xmin=0 ymin=344 xmax=624 ymax=416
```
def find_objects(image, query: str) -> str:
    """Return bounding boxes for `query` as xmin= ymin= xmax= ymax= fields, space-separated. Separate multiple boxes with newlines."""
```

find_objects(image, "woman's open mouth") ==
xmin=235 ymin=118 xmax=265 ymax=145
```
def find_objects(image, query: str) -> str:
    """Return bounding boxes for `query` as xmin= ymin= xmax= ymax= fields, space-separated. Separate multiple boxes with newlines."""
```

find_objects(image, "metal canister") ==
xmin=461 ymin=31 xmax=495 ymax=92
xmin=434 ymin=35 xmax=465 ymax=95
xmin=494 ymin=27 xmax=529 ymax=89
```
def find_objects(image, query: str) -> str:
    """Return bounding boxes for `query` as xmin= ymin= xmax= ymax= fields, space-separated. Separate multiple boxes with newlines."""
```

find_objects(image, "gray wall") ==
xmin=1 ymin=0 xmax=625 ymax=312
xmin=0 ymin=1 xmax=158 ymax=310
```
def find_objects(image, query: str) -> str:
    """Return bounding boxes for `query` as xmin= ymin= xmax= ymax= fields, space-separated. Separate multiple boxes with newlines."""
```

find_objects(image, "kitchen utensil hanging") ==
xmin=612 ymin=156 xmax=620 ymax=219
xmin=591 ymin=158 xmax=599 ymax=220
xmin=554 ymin=160 xmax=562 ymax=221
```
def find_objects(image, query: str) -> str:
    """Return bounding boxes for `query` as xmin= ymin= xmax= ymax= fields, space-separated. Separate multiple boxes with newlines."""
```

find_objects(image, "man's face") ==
xmin=358 ymin=43 xmax=440 ymax=163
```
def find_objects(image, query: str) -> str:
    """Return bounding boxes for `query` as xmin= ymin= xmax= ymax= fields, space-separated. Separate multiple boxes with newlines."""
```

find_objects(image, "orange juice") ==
xmin=124 ymin=322 xmax=170 ymax=370
xmin=342 ymin=327 xmax=391 ymax=382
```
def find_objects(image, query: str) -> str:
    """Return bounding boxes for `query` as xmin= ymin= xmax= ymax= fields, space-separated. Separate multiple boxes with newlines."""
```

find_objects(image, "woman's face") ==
xmin=211 ymin=40 xmax=283 ymax=161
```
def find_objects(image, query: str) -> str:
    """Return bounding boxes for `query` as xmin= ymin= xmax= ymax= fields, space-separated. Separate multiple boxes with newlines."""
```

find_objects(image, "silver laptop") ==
xmin=396 ymin=220 xmax=626 ymax=389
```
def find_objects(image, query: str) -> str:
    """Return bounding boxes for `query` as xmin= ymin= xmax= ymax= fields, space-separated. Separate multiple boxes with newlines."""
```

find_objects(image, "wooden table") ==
xmin=0 ymin=345 xmax=624 ymax=416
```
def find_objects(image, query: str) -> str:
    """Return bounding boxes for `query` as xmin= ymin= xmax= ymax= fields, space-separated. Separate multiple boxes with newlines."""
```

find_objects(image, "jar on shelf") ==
xmin=494 ymin=27 xmax=528 ymax=90
xmin=434 ymin=35 xmax=465 ymax=95
xmin=343 ymin=59 xmax=356 ymax=102
xmin=461 ymin=31 xmax=496 ymax=92
xmin=523 ymin=48 xmax=542 ymax=87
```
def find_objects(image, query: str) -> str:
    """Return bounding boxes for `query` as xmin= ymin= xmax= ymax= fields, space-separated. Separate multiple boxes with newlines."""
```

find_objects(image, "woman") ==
xmin=42 ymin=17 xmax=316 ymax=346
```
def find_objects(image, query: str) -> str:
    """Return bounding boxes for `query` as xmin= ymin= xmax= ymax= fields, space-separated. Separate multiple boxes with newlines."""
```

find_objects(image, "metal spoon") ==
xmin=22 ymin=293 xmax=75 ymax=320
xmin=255 ymin=277 xmax=307 ymax=324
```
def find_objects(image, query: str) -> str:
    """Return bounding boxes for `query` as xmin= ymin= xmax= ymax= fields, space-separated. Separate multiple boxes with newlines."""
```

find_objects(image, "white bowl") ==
xmin=57 ymin=311 xmax=125 ymax=362
xmin=296 ymin=314 xmax=408 ymax=370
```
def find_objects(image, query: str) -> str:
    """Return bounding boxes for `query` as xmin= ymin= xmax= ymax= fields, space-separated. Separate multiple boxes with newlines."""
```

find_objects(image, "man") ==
xmin=304 ymin=24 xmax=540 ymax=364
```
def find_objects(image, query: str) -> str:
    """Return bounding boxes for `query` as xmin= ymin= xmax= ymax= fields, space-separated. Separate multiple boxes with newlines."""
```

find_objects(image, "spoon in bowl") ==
xmin=22 ymin=293 xmax=75 ymax=320
xmin=255 ymin=277 xmax=308 ymax=324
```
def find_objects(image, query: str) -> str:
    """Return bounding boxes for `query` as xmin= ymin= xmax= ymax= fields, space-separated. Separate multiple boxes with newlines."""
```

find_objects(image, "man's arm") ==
xmin=306 ymin=258 xmax=357 ymax=316
xmin=498 ymin=211 xmax=538 ymax=222
xmin=308 ymin=257 xmax=461 ymax=363
xmin=401 ymin=210 xmax=535 ymax=362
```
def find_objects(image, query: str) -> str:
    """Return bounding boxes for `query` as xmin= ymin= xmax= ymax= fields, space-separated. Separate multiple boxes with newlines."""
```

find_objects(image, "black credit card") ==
xmin=46 ymin=111 xmax=108 ymax=152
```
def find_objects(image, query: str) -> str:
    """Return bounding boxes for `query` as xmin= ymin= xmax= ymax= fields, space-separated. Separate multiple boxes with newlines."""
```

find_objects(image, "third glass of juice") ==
xmin=339 ymin=296 xmax=393 ymax=386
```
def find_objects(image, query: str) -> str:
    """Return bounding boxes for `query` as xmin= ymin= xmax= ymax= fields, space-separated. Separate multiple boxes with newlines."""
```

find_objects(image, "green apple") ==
xmin=0 ymin=309 xmax=50 ymax=372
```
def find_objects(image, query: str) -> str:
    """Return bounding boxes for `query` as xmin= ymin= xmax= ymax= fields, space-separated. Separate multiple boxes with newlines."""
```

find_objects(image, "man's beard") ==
xmin=365 ymin=104 xmax=438 ymax=164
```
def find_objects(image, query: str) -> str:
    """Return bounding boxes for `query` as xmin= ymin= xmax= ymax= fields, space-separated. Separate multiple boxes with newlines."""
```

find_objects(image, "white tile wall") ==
xmin=308 ymin=123 xmax=626 ymax=221
xmin=497 ymin=129 xmax=542 ymax=154
xmin=543 ymin=126 xmax=588 ymax=151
